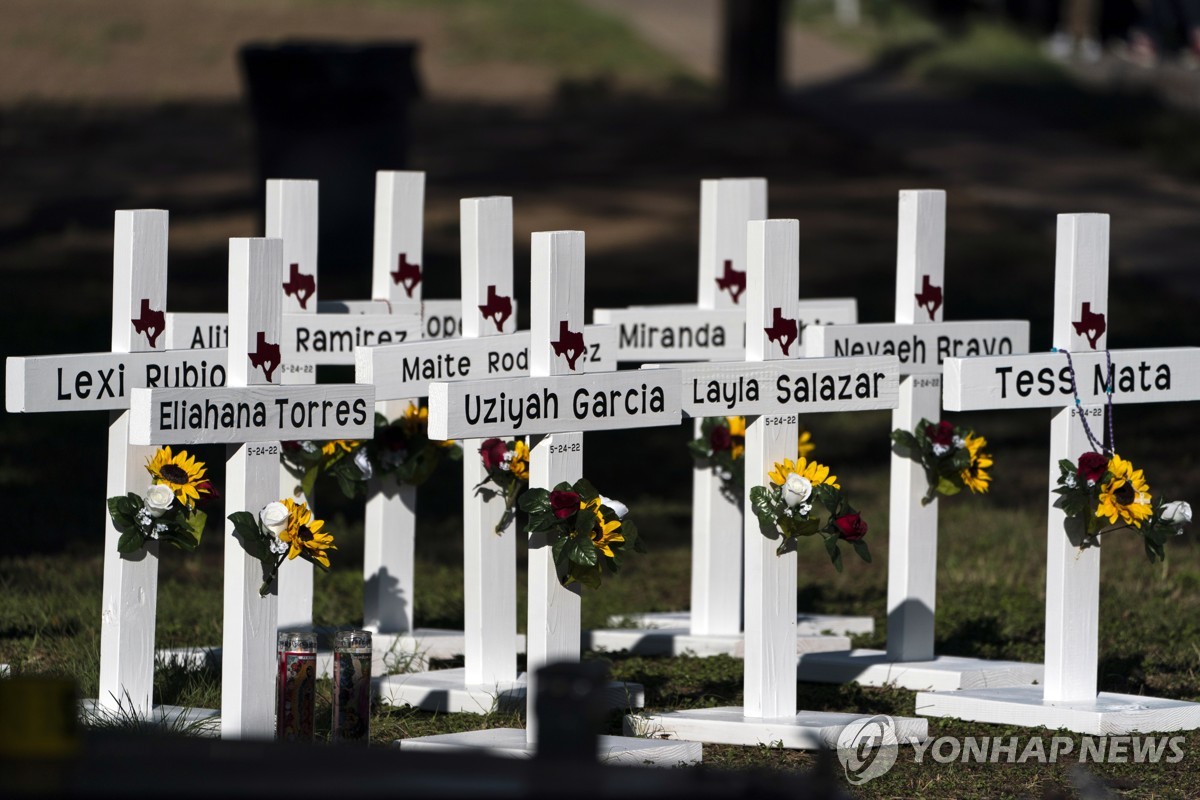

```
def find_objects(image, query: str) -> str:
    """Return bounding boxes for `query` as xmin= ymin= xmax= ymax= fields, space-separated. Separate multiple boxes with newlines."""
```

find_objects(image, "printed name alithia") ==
xmin=995 ymin=361 xmax=1172 ymax=398
xmin=464 ymin=385 xmax=666 ymax=428
xmin=158 ymin=396 xmax=369 ymax=431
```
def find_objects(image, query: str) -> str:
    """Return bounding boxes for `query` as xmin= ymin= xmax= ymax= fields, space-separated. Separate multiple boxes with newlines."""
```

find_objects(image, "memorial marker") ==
xmin=797 ymin=189 xmax=1043 ymax=690
xmin=916 ymin=213 xmax=1200 ymax=733
xmin=6 ymin=210 xmax=222 ymax=726
xmin=625 ymin=219 xmax=927 ymax=749
xmin=397 ymin=230 xmax=699 ymax=764
xmin=589 ymin=178 xmax=865 ymax=658
xmin=130 ymin=237 xmax=374 ymax=738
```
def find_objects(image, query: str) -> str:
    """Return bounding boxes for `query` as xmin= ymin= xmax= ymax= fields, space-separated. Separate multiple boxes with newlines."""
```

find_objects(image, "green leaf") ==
xmin=518 ymin=488 xmax=550 ymax=513
xmin=824 ymin=535 xmax=844 ymax=573
xmin=749 ymin=486 xmax=777 ymax=527
xmin=687 ymin=439 xmax=711 ymax=461
xmin=117 ymin=530 xmax=144 ymax=554
xmin=852 ymin=539 xmax=872 ymax=563
xmin=573 ymin=478 xmax=599 ymax=502
xmin=566 ymin=534 xmax=598 ymax=568
xmin=185 ymin=509 xmax=207 ymax=546
xmin=1058 ymin=459 xmax=1077 ymax=474
xmin=812 ymin=483 xmax=840 ymax=515
xmin=936 ymin=476 xmax=962 ymax=497
xmin=574 ymin=505 xmax=594 ymax=536
xmin=890 ymin=429 xmax=920 ymax=458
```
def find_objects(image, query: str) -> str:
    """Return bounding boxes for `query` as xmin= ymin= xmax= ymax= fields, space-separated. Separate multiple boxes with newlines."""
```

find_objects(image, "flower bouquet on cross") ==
xmin=748 ymin=456 xmax=870 ymax=571
xmin=228 ymin=498 xmax=337 ymax=596
xmin=689 ymin=416 xmax=814 ymax=502
xmin=107 ymin=446 xmax=218 ymax=554
xmin=890 ymin=418 xmax=992 ymax=505
xmin=517 ymin=479 xmax=642 ymax=588
xmin=367 ymin=403 xmax=462 ymax=487
xmin=281 ymin=438 xmax=371 ymax=500
xmin=474 ymin=438 xmax=530 ymax=534
xmin=1054 ymin=450 xmax=1191 ymax=562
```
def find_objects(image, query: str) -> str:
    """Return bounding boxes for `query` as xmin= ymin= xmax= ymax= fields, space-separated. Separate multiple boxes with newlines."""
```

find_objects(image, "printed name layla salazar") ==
xmin=464 ymin=385 xmax=667 ymax=428
xmin=158 ymin=397 xmax=369 ymax=431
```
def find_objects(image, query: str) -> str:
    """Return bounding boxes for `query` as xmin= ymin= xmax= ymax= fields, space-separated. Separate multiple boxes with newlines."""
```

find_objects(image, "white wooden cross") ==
xmin=165 ymin=175 xmax=422 ymax=644
xmin=918 ymin=213 xmax=1200 ymax=733
xmin=130 ymin=237 xmax=375 ymax=739
xmin=589 ymin=178 xmax=865 ymax=659
xmin=797 ymin=189 xmax=1042 ymax=690
xmin=358 ymin=199 xmax=619 ymax=712
xmin=625 ymin=219 xmax=927 ymax=749
xmin=395 ymin=230 xmax=700 ymax=764
xmin=6 ymin=209 xmax=225 ymax=726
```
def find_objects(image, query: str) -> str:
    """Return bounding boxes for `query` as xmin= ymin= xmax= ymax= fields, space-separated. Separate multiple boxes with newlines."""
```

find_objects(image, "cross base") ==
xmin=376 ymin=668 xmax=645 ymax=714
xmin=917 ymin=687 xmax=1200 ymax=735
xmin=624 ymin=706 xmax=928 ymax=749
xmin=586 ymin=627 xmax=850 ymax=658
xmin=80 ymin=699 xmax=220 ymax=735
xmin=796 ymin=649 xmax=1044 ymax=691
xmin=609 ymin=610 xmax=875 ymax=637
xmin=396 ymin=727 xmax=702 ymax=765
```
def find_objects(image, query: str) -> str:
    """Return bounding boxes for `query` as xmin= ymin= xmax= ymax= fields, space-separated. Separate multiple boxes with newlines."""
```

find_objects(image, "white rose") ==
xmin=600 ymin=495 xmax=629 ymax=519
xmin=781 ymin=473 xmax=813 ymax=508
xmin=932 ymin=443 xmax=950 ymax=457
xmin=144 ymin=484 xmax=176 ymax=518
xmin=354 ymin=447 xmax=374 ymax=480
xmin=260 ymin=501 xmax=290 ymax=535
xmin=1161 ymin=501 xmax=1192 ymax=529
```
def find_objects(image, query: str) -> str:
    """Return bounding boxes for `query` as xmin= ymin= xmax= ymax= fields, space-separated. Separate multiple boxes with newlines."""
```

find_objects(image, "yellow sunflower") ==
xmin=726 ymin=416 xmax=746 ymax=461
xmin=509 ymin=440 xmax=530 ymax=482
xmin=581 ymin=497 xmax=624 ymax=557
xmin=768 ymin=457 xmax=839 ymax=490
xmin=278 ymin=498 xmax=337 ymax=568
xmin=1095 ymin=454 xmax=1153 ymax=529
xmin=960 ymin=433 xmax=993 ymax=494
xmin=400 ymin=402 xmax=428 ymax=436
xmin=146 ymin=446 xmax=208 ymax=508
xmin=320 ymin=440 xmax=359 ymax=457
xmin=798 ymin=428 xmax=815 ymax=459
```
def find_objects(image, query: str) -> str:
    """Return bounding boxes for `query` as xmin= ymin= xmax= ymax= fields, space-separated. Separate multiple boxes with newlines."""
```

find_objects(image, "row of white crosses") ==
xmin=917 ymin=213 xmax=1200 ymax=733
xmin=626 ymin=220 xmax=927 ymax=748
xmin=128 ymin=236 xmax=375 ymax=738
xmin=357 ymin=198 xmax=622 ymax=713
xmin=797 ymin=189 xmax=1044 ymax=690
xmin=390 ymin=230 xmax=702 ymax=763
xmin=6 ymin=210 xmax=227 ymax=723
xmin=589 ymin=178 xmax=869 ymax=659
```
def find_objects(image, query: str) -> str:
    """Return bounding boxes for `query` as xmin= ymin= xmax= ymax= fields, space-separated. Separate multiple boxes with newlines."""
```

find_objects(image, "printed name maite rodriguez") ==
xmin=426 ymin=371 xmax=683 ymax=439
xmin=128 ymin=385 xmax=376 ymax=445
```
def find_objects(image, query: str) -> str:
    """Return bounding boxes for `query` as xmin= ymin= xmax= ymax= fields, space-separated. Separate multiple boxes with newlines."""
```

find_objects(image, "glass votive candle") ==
xmin=276 ymin=631 xmax=317 ymax=742
xmin=331 ymin=630 xmax=372 ymax=743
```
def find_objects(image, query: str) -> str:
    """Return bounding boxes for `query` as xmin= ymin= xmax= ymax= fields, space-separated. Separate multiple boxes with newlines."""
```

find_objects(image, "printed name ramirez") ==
xmin=427 ymin=371 xmax=682 ymax=439
xmin=129 ymin=386 xmax=375 ymax=445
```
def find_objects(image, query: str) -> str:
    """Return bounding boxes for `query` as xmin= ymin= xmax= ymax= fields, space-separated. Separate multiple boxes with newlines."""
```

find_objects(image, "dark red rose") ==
xmin=281 ymin=440 xmax=303 ymax=452
xmin=550 ymin=491 xmax=581 ymax=519
xmin=834 ymin=513 xmax=868 ymax=541
xmin=195 ymin=480 xmax=219 ymax=502
xmin=709 ymin=424 xmax=732 ymax=453
xmin=925 ymin=421 xmax=955 ymax=447
xmin=479 ymin=438 xmax=507 ymax=471
xmin=1077 ymin=452 xmax=1108 ymax=484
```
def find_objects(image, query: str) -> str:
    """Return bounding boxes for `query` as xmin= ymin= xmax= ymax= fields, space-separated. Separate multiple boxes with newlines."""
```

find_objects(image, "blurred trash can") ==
xmin=240 ymin=41 xmax=422 ymax=280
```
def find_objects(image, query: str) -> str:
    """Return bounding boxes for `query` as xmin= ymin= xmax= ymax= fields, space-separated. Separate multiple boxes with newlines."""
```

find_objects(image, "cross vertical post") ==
xmin=918 ymin=212 xmax=1200 ymax=732
xmin=269 ymin=180 xmax=319 ymax=632
xmin=99 ymin=209 xmax=168 ymax=717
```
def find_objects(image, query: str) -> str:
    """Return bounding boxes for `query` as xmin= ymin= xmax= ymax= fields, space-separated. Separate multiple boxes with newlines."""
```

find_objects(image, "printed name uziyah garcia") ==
xmin=426 ymin=371 xmax=683 ymax=439
xmin=128 ymin=385 xmax=376 ymax=445
xmin=6 ymin=350 xmax=229 ymax=413
xmin=804 ymin=321 xmax=1030 ymax=376
xmin=671 ymin=357 xmax=900 ymax=417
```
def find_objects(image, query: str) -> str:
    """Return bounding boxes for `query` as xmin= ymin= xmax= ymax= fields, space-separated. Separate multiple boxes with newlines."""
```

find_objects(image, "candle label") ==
xmin=331 ymin=650 xmax=372 ymax=742
xmin=276 ymin=650 xmax=316 ymax=741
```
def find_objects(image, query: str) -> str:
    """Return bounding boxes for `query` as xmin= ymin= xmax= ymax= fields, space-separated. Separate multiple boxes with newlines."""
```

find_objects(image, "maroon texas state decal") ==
xmin=282 ymin=262 xmax=316 ymax=309
xmin=551 ymin=321 xmax=586 ymax=370
xmin=131 ymin=298 xmax=165 ymax=348
xmin=391 ymin=253 xmax=422 ymax=298
xmin=248 ymin=331 xmax=281 ymax=382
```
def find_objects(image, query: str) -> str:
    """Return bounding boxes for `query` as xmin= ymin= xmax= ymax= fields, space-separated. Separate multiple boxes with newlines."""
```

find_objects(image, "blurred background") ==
xmin=3 ymin=0 xmax=1200 ymax=614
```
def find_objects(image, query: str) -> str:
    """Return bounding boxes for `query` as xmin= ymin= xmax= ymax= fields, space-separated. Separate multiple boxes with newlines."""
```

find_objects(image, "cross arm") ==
xmin=943 ymin=347 xmax=1200 ymax=411
xmin=804 ymin=320 xmax=1029 ymax=375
